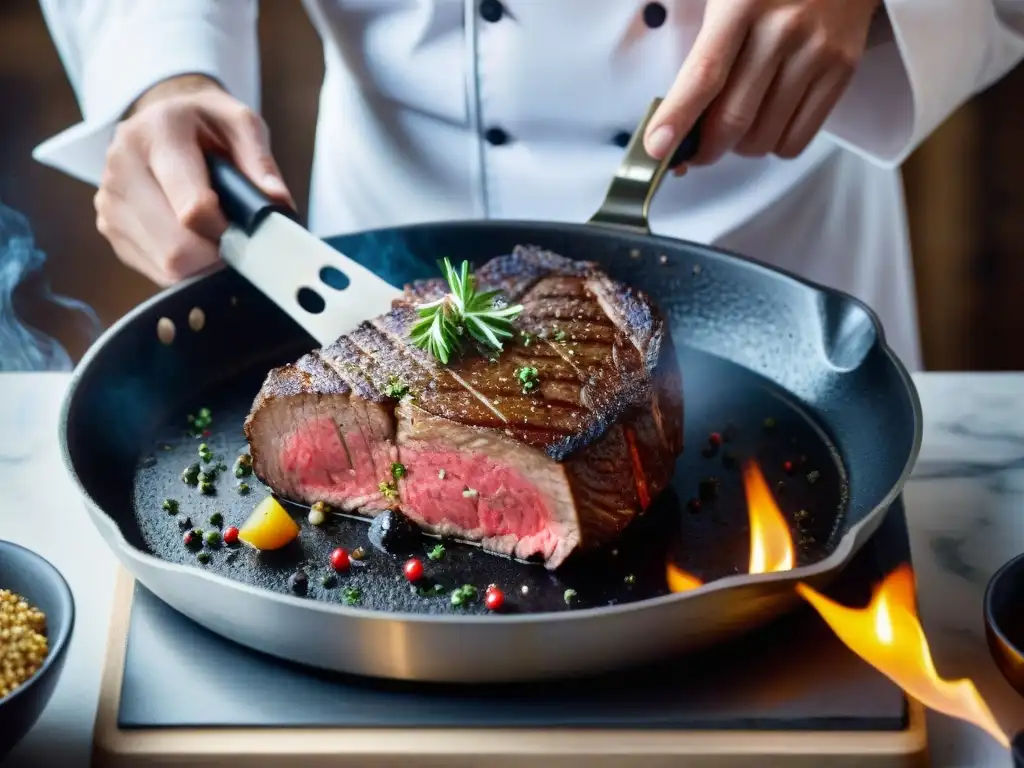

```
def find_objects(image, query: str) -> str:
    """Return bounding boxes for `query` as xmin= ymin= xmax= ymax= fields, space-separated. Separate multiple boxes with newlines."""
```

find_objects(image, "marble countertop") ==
xmin=1 ymin=372 xmax=1023 ymax=767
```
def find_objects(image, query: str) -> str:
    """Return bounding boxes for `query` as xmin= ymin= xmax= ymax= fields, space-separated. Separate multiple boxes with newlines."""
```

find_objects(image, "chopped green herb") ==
xmin=196 ymin=552 xmax=211 ymax=564
xmin=341 ymin=587 xmax=362 ymax=606
xmin=806 ymin=470 xmax=821 ymax=485
xmin=379 ymin=480 xmax=398 ymax=500
xmin=564 ymin=588 xmax=578 ymax=604
xmin=624 ymin=574 xmax=636 ymax=587
xmin=462 ymin=488 xmax=478 ymax=499
xmin=204 ymin=530 xmax=220 ymax=546
xmin=208 ymin=512 xmax=223 ymax=528
xmin=450 ymin=584 xmax=478 ymax=608
xmin=520 ymin=330 xmax=535 ymax=347
xmin=794 ymin=509 xmax=809 ymax=521
xmin=198 ymin=443 xmax=209 ymax=455
xmin=416 ymin=583 xmax=446 ymax=597
xmin=187 ymin=407 xmax=212 ymax=436
xmin=197 ymin=470 xmax=216 ymax=484
xmin=198 ymin=480 xmax=214 ymax=495
xmin=383 ymin=375 xmax=410 ymax=399
xmin=438 ymin=469 xmax=446 ymax=480
xmin=427 ymin=544 xmax=446 ymax=561
xmin=515 ymin=366 xmax=540 ymax=395
xmin=236 ymin=482 xmax=250 ymax=495
xmin=391 ymin=462 xmax=407 ymax=480
xmin=234 ymin=453 xmax=253 ymax=478
xmin=181 ymin=463 xmax=200 ymax=485
xmin=553 ymin=328 xmax=566 ymax=342
xmin=162 ymin=498 xmax=179 ymax=515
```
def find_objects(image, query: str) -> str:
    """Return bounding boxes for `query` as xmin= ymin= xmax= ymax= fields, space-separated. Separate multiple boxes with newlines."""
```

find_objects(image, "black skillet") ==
xmin=59 ymin=99 xmax=922 ymax=682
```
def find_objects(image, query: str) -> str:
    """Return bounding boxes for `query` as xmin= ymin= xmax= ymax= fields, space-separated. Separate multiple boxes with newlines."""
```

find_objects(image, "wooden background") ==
xmin=2 ymin=1 xmax=1022 ymax=370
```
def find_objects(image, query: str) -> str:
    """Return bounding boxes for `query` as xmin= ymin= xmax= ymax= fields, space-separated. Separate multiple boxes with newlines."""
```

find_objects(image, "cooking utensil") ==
xmin=0 ymin=541 xmax=75 ymax=760
xmin=59 ymin=99 xmax=921 ymax=683
xmin=206 ymin=155 xmax=401 ymax=344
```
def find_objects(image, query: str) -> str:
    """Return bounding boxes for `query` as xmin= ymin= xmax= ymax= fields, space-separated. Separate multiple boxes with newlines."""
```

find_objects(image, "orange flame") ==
xmin=797 ymin=565 xmax=1009 ymax=749
xmin=742 ymin=461 xmax=795 ymax=575
xmin=666 ymin=563 xmax=702 ymax=592
xmin=665 ymin=460 xmax=795 ymax=592
xmin=662 ymin=459 xmax=1007 ymax=749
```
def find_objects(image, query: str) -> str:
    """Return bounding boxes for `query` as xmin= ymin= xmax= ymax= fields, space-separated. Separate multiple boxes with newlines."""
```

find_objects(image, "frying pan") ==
xmin=59 ymin=100 xmax=921 ymax=683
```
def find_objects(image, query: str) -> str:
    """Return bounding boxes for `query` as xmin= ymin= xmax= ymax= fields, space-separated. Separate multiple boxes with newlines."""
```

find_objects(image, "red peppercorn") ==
xmin=330 ymin=548 xmax=351 ymax=572
xmin=404 ymin=558 xmax=424 ymax=582
xmin=183 ymin=531 xmax=195 ymax=546
xmin=202 ymin=430 xmax=211 ymax=437
xmin=485 ymin=587 xmax=505 ymax=611
xmin=708 ymin=432 xmax=722 ymax=447
xmin=783 ymin=460 xmax=794 ymax=474
xmin=223 ymin=526 xmax=239 ymax=545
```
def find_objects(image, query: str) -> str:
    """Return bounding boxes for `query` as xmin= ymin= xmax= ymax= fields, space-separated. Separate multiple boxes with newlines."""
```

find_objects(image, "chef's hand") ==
xmin=645 ymin=0 xmax=880 ymax=168
xmin=94 ymin=74 xmax=293 ymax=286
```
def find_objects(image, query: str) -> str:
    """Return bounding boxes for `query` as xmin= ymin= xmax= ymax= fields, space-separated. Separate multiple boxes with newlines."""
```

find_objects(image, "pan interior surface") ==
xmin=65 ymin=220 xmax=918 ymax=620
xmin=129 ymin=343 xmax=846 ymax=615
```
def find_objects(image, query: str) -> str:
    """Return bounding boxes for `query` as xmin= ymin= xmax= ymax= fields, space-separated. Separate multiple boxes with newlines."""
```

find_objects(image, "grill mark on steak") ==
xmin=245 ymin=245 xmax=683 ymax=569
xmin=446 ymin=369 xmax=509 ymax=423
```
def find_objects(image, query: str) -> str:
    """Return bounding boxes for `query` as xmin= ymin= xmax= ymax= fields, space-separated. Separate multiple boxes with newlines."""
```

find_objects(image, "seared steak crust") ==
xmin=244 ymin=246 xmax=683 ymax=568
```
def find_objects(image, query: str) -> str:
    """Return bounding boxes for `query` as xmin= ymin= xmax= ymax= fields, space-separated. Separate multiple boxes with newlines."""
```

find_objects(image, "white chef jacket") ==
xmin=33 ymin=0 xmax=1024 ymax=372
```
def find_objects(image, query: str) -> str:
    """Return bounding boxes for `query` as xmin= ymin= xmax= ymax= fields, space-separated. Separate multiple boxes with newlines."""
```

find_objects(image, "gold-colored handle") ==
xmin=588 ymin=98 xmax=699 ymax=235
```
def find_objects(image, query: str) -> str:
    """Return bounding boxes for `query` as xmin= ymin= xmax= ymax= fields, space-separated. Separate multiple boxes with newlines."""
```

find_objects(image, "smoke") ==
xmin=0 ymin=200 xmax=102 ymax=371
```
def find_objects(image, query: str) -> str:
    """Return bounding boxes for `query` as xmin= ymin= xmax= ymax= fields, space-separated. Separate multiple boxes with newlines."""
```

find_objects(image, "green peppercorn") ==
xmin=204 ymin=530 xmax=220 ymax=546
xmin=198 ymin=480 xmax=214 ymax=495
xmin=208 ymin=512 xmax=223 ymax=528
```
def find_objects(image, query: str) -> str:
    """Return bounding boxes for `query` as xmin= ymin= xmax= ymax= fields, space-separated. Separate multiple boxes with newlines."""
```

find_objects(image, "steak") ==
xmin=244 ymin=246 xmax=684 ymax=569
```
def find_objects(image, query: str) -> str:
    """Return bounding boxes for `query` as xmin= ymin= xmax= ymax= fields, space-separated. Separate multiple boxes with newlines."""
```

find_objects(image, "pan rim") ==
xmin=59 ymin=221 xmax=923 ymax=626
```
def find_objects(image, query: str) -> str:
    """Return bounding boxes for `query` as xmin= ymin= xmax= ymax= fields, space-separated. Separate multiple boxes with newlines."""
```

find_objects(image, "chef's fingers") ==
xmin=733 ymin=45 xmax=821 ymax=159
xmin=688 ymin=12 xmax=797 ymax=166
xmin=775 ymin=66 xmax=854 ymax=159
xmin=96 ymin=159 xmax=220 ymax=286
xmin=196 ymin=94 xmax=294 ymax=207
xmin=645 ymin=0 xmax=753 ymax=161
xmin=146 ymin=112 xmax=230 ymax=242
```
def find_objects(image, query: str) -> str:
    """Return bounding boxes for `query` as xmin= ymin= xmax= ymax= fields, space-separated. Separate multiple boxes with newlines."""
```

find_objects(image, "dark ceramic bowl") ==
xmin=985 ymin=552 xmax=1024 ymax=698
xmin=0 ymin=541 xmax=75 ymax=760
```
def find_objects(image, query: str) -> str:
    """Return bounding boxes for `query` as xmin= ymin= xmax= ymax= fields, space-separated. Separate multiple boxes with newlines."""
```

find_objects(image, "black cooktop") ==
xmin=117 ymin=498 xmax=909 ymax=732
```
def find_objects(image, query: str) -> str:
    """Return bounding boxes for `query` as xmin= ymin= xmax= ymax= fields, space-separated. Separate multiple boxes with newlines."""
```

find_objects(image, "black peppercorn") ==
xmin=288 ymin=569 xmax=309 ymax=596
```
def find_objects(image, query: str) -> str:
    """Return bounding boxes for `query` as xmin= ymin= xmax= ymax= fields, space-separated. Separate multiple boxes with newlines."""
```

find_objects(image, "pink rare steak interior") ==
xmin=244 ymin=246 xmax=684 ymax=569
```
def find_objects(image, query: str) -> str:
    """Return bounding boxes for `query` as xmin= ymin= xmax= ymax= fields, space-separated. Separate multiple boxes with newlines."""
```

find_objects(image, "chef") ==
xmin=33 ymin=0 xmax=1024 ymax=371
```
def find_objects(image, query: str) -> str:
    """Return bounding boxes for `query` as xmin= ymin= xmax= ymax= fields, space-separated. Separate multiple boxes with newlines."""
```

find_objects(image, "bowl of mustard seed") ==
xmin=0 ymin=540 xmax=75 ymax=760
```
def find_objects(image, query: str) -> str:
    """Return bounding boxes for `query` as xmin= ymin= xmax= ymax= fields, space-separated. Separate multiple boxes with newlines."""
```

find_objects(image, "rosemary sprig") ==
xmin=408 ymin=258 xmax=524 ymax=364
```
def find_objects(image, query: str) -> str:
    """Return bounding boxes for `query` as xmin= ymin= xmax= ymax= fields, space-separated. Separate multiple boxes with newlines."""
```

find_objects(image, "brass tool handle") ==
xmin=588 ymin=98 xmax=702 ymax=235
